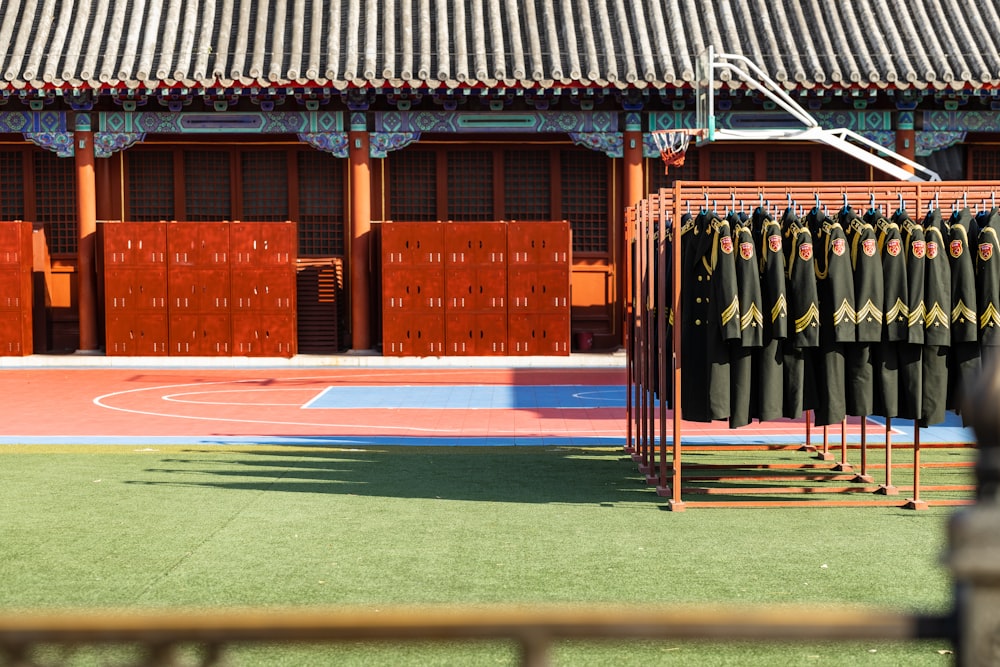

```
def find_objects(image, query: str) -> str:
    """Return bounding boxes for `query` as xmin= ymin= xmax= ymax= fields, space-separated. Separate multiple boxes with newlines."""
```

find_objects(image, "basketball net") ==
xmin=650 ymin=130 xmax=698 ymax=173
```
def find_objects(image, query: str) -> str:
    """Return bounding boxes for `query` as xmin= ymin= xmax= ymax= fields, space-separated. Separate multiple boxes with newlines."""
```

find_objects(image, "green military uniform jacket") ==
xmin=921 ymin=209 xmax=951 ymax=426
xmin=729 ymin=212 xmax=763 ymax=428
xmin=845 ymin=208 xmax=884 ymax=416
xmin=977 ymin=209 xmax=1000 ymax=367
xmin=946 ymin=208 xmax=980 ymax=414
xmin=807 ymin=208 xmax=855 ymax=426
xmin=753 ymin=207 xmax=788 ymax=422
xmin=872 ymin=212 xmax=908 ymax=418
xmin=781 ymin=208 xmax=819 ymax=419
xmin=897 ymin=212 xmax=926 ymax=420
xmin=680 ymin=210 xmax=741 ymax=422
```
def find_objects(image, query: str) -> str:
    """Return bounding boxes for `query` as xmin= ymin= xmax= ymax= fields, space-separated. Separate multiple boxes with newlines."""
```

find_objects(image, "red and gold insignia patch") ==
xmin=862 ymin=239 xmax=877 ymax=257
xmin=950 ymin=240 xmax=963 ymax=258
xmin=832 ymin=238 xmax=846 ymax=256
xmin=912 ymin=240 xmax=926 ymax=258
xmin=887 ymin=239 xmax=901 ymax=256
xmin=981 ymin=243 xmax=994 ymax=261
xmin=720 ymin=236 xmax=733 ymax=254
xmin=799 ymin=242 xmax=813 ymax=261
xmin=768 ymin=235 xmax=782 ymax=253
xmin=739 ymin=242 xmax=754 ymax=260
xmin=927 ymin=241 xmax=938 ymax=259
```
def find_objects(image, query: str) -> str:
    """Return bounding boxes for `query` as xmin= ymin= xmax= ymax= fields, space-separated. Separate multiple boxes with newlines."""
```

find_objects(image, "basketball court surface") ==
xmin=0 ymin=356 xmax=975 ymax=448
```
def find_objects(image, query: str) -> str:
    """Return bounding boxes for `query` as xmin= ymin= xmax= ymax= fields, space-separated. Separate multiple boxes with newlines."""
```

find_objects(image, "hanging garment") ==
xmin=729 ymin=211 xmax=764 ymax=428
xmin=753 ymin=207 xmax=788 ymax=422
xmin=897 ymin=212 xmax=926 ymax=420
xmin=844 ymin=208 xmax=884 ymax=417
xmin=806 ymin=207 xmax=855 ymax=426
xmin=872 ymin=211 xmax=909 ymax=418
xmin=945 ymin=207 xmax=980 ymax=416
xmin=781 ymin=207 xmax=820 ymax=420
xmin=921 ymin=209 xmax=952 ymax=426
xmin=653 ymin=217 xmax=675 ymax=407
xmin=977 ymin=208 xmax=1000 ymax=367
xmin=680 ymin=210 xmax=741 ymax=422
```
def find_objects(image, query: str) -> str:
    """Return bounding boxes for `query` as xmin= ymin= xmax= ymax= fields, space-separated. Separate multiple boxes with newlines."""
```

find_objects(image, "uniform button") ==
xmin=696 ymin=297 xmax=702 ymax=303
xmin=697 ymin=276 xmax=703 ymax=282
xmin=705 ymin=297 xmax=710 ymax=303
xmin=695 ymin=319 xmax=702 ymax=325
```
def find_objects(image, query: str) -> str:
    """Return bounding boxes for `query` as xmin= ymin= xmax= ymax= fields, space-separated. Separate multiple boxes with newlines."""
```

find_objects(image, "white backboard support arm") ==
xmin=698 ymin=47 xmax=941 ymax=183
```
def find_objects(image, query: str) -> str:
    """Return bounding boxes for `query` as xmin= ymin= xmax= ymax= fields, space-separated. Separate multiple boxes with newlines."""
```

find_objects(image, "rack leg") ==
xmin=800 ymin=410 xmax=815 ymax=452
xmin=877 ymin=416 xmax=898 ymax=495
xmin=854 ymin=417 xmax=874 ymax=482
xmin=904 ymin=421 xmax=928 ymax=510
xmin=833 ymin=418 xmax=853 ymax=471
xmin=815 ymin=423 xmax=834 ymax=461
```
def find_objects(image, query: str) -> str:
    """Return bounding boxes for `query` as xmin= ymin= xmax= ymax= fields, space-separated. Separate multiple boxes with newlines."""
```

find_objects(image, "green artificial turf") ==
xmin=0 ymin=444 xmax=973 ymax=665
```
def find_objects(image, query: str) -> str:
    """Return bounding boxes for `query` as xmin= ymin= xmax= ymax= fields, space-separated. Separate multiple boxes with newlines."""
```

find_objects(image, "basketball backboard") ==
xmin=694 ymin=46 xmax=715 ymax=146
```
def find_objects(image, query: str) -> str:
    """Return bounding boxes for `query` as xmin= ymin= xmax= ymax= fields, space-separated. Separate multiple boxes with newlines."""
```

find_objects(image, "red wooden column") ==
xmin=74 ymin=113 xmax=100 ymax=352
xmin=349 ymin=124 xmax=372 ymax=351
xmin=618 ymin=118 xmax=645 ymax=346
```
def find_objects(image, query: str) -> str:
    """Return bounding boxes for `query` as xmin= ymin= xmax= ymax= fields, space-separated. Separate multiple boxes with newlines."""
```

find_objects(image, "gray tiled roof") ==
xmin=0 ymin=0 xmax=996 ymax=91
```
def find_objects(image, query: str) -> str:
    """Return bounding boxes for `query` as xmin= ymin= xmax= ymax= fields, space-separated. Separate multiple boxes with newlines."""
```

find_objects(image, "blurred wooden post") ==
xmin=948 ymin=357 xmax=1000 ymax=666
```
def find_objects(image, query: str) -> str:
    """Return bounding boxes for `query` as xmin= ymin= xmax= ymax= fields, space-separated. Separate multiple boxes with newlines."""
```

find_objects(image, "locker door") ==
xmin=169 ymin=313 xmax=202 ymax=355
xmin=134 ymin=312 xmax=169 ymax=356
xmin=167 ymin=223 xmax=200 ymax=266
xmin=445 ymin=313 xmax=475 ymax=355
xmin=133 ymin=223 xmax=168 ymax=267
xmin=474 ymin=266 xmax=507 ymax=312
xmin=474 ymin=312 xmax=507 ymax=355
xmin=444 ymin=266 xmax=476 ymax=312
xmin=133 ymin=267 xmax=167 ymax=311
xmin=0 ymin=270 xmax=22 ymax=310
xmin=0 ymin=312 xmax=24 ymax=355
xmin=199 ymin=268 xmax=231 ymax=312
xmin=196 ymin=223 xmax=230 ymax=266
xmin=105 ymin=313 xmax=135 ymax=356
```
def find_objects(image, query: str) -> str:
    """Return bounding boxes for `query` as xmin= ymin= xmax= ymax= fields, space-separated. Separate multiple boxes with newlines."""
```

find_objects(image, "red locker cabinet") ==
xmin=230 ymin=222 xmax=296 ymax=266
xmin=445 ymin=222 xmax=506 ymax=266
xmin=0 ymin=222 xmax=34 ymax=356
xmin=506 ymin=221 xmax=571 ymax=356
xmin=102 ymin=222 xmax=169 ymax=356
xmin=169 ymin=313 xmax=232 ymax=356
xmin=382 ymin=222 xmax=446 ymax=356
xmin=166 ymin=223 xmax=233 ymax=356
xmin=229 ymin=223 xmax=297 ymax=357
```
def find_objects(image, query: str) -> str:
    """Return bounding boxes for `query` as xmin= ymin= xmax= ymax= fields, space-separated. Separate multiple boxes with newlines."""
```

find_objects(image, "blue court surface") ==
xmin=304 ymin=384 xmax=626 ymax=410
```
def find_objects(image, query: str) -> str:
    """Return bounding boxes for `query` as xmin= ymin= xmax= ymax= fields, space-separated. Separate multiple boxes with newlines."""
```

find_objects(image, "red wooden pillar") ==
xmin=623 ymin=125 xmax=644 ymax=351
xmin=74 ymin=113 xmax=100 ymax=352
xmin=349 ymin=126 xmax=372 ymax=351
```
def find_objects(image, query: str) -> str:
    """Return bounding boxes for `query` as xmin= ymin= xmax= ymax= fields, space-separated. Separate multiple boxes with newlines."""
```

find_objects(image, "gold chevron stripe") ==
xmin=925 ymin=303 xmax=950 ymax=328
xmin=795 ymin=303 xmax=820 ymax=333
xmin=855 ymin=299 xmax=884 ymax=324
xmin=720 ymin=295 xmax=740 ymax=326
xmin=952 ymin=299 xmax=976 ymax=323
xmin=771 ymin=294 xmax=787 ymax=323
xmin=885 ymin=298 xmax=908 ymax=323
xmin=981 ymin=303 xmax=1000 ymax=328
xmin=741 ymin=303 xmax=764 ymax=330
xmin=833 ymin=299 xmax=856 ymax=326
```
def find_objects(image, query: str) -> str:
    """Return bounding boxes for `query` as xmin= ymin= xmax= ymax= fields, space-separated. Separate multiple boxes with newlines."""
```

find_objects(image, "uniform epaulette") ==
xmin=874 ymin=216 xmax=896 ymax=232
xmin=849 ymin=217 xmax=869 ymax=234
xmin=681 ymin=219 xmax=696 ymax=235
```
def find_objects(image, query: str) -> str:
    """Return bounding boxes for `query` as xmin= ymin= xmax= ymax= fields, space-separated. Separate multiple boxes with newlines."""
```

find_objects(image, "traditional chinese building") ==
xmin=1 ymin=0 xmax=998 ymax=355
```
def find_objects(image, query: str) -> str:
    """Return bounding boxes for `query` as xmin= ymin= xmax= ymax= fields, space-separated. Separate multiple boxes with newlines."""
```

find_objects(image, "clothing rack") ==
xmin=626 ymin=180 xmax=993 ymax=510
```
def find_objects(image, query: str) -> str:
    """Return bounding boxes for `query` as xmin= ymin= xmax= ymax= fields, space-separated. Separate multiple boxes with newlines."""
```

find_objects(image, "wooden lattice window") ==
xmin=447 ymin=150 xmax=494 ymax=220
xmin=0 ymin=150 xmax=24 ymax=221
xmin=766 ymin=150 xmax=811 ymax=181
xmin=34 ymin=151 xmax=77 ymax=255
xmin=184 ymin=151 xmax=231 ymax=221
xmin=127 ymin=150 xmax=174 ymax=221
xmin=970 ymin=147 xmax=1000 ymax=180
xmin=242 ymin=151 xmax=289 ymax=221
xmin=297 ymin=150 xmax=345 ymax=256
xmin=821 ymin=149 xmax=869 ymax=181
xmin=389 ymin=150 xmax=437 ymax=221
xmin=561 ymin=149 xmax=608 ymax=253
xmin=709 ymin=150 xmax=755 ymax=181
xmin=504 ymin=150 xmax=551 ymax=219
xmin=648 ymin=149 xmax=701 ymax=192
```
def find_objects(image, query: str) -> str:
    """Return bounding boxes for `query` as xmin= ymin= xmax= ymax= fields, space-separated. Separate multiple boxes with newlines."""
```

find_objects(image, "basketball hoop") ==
xmin=650 ymin=129 xmax=703 ymax=173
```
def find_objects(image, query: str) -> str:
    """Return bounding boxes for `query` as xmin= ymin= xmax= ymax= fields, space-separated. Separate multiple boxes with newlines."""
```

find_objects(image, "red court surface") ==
xmin=0 ymin=365 xmax=946 ymax=447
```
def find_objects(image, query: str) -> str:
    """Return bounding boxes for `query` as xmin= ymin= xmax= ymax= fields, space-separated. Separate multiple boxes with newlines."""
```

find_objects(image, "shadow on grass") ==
xmin=126 ymin=445 xmax=655 ymax=505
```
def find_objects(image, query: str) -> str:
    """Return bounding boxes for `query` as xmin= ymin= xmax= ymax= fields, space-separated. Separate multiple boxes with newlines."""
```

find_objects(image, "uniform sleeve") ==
xmin=761 ymin=220 xmax=788 ymax=340
xmin=713 ymin=218 xmax=742 ymax=342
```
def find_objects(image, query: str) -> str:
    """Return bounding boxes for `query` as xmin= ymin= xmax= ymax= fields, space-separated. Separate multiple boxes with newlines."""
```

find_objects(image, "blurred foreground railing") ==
xmin=0 ymin=604 xmax=957 ymax=667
